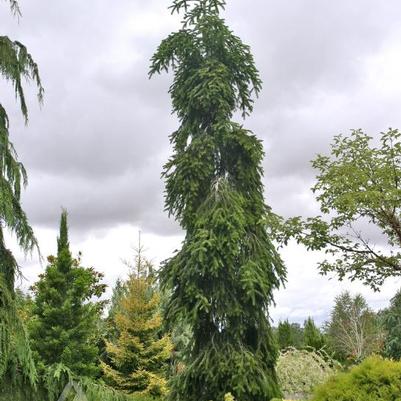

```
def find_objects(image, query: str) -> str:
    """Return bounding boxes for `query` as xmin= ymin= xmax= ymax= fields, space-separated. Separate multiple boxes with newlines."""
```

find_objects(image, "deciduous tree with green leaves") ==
xmin=0 ymin=0 xmax=44 ymax=387
xmin=278 ymin=129 xmax=401 ymax=290
xmin=149 ymin=1 xmax=286 ymax=400
xmin=30 ymin=212 xmax=106 ymax=378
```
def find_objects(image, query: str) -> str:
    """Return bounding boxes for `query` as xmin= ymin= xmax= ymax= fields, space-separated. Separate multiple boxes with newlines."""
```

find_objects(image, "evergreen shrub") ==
xmin=311 ymin=356 xmax=401 ymax=401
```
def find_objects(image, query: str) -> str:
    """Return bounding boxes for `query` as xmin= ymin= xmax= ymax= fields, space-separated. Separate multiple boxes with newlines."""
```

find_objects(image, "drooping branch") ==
xmin=0 ymin=37 xmax=44 ymax=123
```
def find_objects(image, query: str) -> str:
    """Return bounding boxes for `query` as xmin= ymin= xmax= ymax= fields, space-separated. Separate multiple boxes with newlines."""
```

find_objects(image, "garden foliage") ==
xmin=311 ymin=356 xmax=401 ymax=401
xmin=102 ymin=260 xmax=172 ymax=396
xmin=276 ymin=347 xmax=339 ymax=400
xmin=278 ymin=129 xmax=401 ymax=290
xmin=30 ymin=212 xmax=106 ymax=378
xmin=325 ymin=292 xmax=383 ymax=362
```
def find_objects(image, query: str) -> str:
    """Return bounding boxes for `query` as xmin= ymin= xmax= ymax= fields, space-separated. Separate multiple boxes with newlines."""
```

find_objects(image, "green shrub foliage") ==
xmin=150 ymin=1 xmax=286 ymax=401
xmin=311 ymin=356 xmax=401 ymax=401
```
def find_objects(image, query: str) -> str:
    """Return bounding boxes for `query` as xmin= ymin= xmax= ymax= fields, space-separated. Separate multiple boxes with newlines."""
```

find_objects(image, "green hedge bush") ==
xmin=311 ymin=356 xmax=401 ymax=401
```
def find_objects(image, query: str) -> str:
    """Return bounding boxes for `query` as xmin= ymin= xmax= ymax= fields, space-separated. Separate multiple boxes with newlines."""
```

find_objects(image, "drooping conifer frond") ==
xmin=0 ymin=273 xmax=37 ymax=389
xmin=0 ymin=36 xmax=44 ymax=122
xmin=0 ymin=363 xmax=132 ymax=401
xmin=0 ymin=106 xmax=38 ymax=254
xmin=0 ymin=0 xmax=44 ymax=389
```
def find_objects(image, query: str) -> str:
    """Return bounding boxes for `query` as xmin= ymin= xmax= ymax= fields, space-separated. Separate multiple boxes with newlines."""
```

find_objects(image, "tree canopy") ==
xmin=325 ymin=291 xmax=383 ymax=362
xmin=278 ymin=129 xmax=401 ymax=290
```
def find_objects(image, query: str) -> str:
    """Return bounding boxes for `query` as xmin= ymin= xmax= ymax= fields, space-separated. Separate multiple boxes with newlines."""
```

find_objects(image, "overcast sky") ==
xmin=2 ymin=0 xmax=401 ymax=325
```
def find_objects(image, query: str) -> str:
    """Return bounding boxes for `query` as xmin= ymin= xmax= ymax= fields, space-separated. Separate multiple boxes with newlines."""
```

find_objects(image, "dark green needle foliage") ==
xmin=30 ymin=212 xmax=106 ymax=378
xmin=277 ymin=320 xmax=296 ymax=350
xmin=304 ymin=317 xmax=325 ymax=351
xmin=0 ymin=0 xmax=44 ymax=387
xmin=150 ymin=1 xmax=286 ymax=400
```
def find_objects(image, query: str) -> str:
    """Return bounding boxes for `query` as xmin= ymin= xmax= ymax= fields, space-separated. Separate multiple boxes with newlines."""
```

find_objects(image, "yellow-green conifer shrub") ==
xmin=311 ymin=356 xmax=401 ymax=401
xmin=102 ymin=274 xmax=172 ymax=397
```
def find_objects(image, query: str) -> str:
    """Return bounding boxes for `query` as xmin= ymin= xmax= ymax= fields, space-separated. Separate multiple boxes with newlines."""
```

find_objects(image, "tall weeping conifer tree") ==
xmin=150 ymin=1 xmax=286 ymax=400
xmin=0 ymin=0 xmax=43 ymax=387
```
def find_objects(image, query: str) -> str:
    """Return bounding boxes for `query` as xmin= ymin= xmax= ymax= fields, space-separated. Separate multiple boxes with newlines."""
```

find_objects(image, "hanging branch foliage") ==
xmin=0 ymin=0 xmax=44 ymax=387
xmin=150 ymin=1 xmax=286 ymax=400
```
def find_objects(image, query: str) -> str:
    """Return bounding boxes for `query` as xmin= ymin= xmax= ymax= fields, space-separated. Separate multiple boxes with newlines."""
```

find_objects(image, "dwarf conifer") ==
xmin=30 ymin=212 xmax=106 ymax=378
xmin=102 ymin=252 xmax=172 ymax=397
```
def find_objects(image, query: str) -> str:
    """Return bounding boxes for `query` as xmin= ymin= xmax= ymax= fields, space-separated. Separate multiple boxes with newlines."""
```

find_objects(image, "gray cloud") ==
xmin=2 ymin=0 xmax=401 ymax=238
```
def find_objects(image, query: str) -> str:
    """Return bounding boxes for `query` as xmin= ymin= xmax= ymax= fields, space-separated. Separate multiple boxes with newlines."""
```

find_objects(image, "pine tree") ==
xmin=149 ymin=1 xmax=286 ymax=400
xmin=303 ymin=317 xmax=325 ymax=350
xmin=101 ymin=252 xmax=172 ymax=397
xmin=30 ymin=211 xmax=106 ymax=378
xmin=0 ymin=0 xmax=44 ymax=386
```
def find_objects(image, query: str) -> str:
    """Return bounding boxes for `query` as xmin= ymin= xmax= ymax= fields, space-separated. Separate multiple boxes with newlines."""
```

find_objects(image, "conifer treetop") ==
xmin=150 ymin=0 xmax=261 ymax=121
xmin=57 ymin=210 xmax=70 ymax=254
